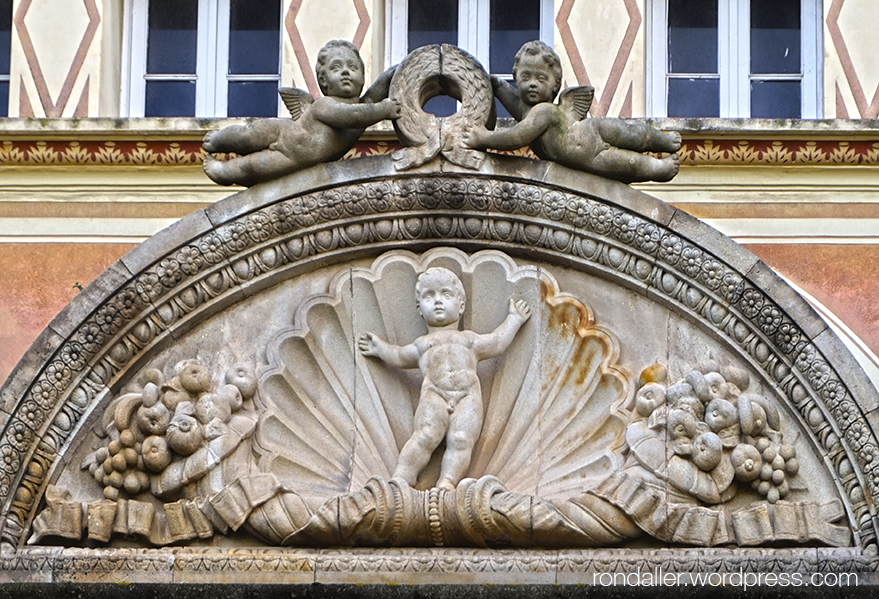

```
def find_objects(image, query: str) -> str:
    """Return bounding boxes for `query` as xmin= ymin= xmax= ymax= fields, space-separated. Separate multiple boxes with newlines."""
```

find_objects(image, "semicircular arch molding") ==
xmin=1 ymin=155 xmax=877 ymax=550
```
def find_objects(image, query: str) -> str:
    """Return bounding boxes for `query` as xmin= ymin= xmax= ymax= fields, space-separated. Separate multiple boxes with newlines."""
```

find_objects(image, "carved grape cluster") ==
xmin=734 ymin=436 xmax=799 ymax=503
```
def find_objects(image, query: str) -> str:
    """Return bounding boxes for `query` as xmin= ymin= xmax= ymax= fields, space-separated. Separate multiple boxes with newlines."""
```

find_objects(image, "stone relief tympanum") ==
xmin=29 ymin=249 xmax=850 ymax=548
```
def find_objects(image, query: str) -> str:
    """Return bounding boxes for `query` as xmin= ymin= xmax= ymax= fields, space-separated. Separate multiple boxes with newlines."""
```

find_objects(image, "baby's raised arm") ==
xmin=491 ymin=75 xmax=526 ymax=121
xmin=359 ymin=331 xmax=419 ymax=368
xmin=473 ymin=299 xmax=531 ymax=360
xmin=312 ymin=97 xmax=401 ymax=129
xmin=463 ymin=104 xmax=554 ymax=151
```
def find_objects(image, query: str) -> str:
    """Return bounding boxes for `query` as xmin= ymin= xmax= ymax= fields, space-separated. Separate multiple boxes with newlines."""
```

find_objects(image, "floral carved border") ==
xmin=0 ymin=157 xmax=876 ymax=552
xmin=1 ymin=139 xmax=878 ymax=166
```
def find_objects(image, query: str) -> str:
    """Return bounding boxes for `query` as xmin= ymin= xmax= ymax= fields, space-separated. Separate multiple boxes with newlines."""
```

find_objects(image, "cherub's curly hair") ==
xmin=512 ymin=41 xmax=563 ymax=100
xmin=315 ymin=40 xmax=365 ymax=95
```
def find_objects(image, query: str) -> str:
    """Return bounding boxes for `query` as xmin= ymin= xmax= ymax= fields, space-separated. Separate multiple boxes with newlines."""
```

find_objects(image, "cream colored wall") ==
xmin=823 ymin=0 xmax=879 ymax=118
xmin=553 ymin=0 xmax=646 ymax=118
xmin=8 ymin=0 xmax=104 ymax=117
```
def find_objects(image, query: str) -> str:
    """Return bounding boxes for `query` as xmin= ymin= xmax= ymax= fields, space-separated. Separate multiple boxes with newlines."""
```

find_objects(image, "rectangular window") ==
xmin=649 ymin=0 xmax=820 ymax=118
xmin=125 ymin=0 xmax=282 ymax=117
xmin=749 ymin=0 xmax=801 ymax=118
xmin=0 ymin=0 xmax=11 ymax=117
xmin=666 ymin=0 xmax=719 ymax=117
xmin=144 ymin=0 xmax=198 ymax=117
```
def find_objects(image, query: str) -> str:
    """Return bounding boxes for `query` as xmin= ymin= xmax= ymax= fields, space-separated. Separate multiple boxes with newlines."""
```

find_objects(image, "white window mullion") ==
xmin=539 ymin=0 xmax=553 ymax=45
xmin=736 ymin=0 xmax=750 ymax=117
xmin=719 ymin=0 xmax=748 ymax=118
xmin=124 ymin=0 xmax=148 ymax=117
xmin=801 ymin=0 xmax=821 ymax=118
xmin=474 ymin=1 xmax=489 ymax=65
xmin=195 ymin=0 xmax=214 ymax=117
xmin=386 ymin=0 xmax=409 ymax=66
xmin=459 ymin=0 xmax=488 ymax=65
xmin=646 ymin=0 xmax=668 ymax=117
xmin=457 ymin=0 xmax=475 ymax=58
xmin=213 ymin=0 xmax=231 ymax=117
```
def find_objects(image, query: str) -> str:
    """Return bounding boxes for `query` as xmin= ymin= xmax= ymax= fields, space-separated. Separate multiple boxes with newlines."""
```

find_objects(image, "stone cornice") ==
xmin=0 ymin=546 xmax=874 ymax=585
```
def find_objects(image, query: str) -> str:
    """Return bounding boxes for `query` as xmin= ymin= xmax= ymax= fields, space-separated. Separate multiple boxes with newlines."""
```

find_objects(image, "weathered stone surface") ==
xmin=2 ymin=148 xmax=878 ymax=586
xmin=202 ymin=41 xmax=400 ymax=187
xmin=464 ymin=41 xmax=681 ymax=183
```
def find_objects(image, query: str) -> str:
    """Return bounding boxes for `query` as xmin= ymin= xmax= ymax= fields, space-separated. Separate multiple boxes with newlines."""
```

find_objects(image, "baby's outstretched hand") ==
xmin=358 ymin=331 xmax=381 ymax=356
xmin=509 ymin=298 xmax=531 ymax=323
xmin=381 ymin=98 xmax=402 ymax=119
xmin=462 ymin=127 xmax=488 ymax=150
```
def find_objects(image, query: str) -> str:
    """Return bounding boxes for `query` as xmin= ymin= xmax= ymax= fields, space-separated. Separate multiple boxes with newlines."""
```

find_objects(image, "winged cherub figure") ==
xmin=202 ymin=40 xmax=401 ymax=187
xmin=464 ymin=41 xmax=681 ymax=183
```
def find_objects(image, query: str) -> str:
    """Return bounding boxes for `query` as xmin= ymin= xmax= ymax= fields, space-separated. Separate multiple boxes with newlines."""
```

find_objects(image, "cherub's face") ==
xmin=320 ymin=47 xmax=364 ymax=98
xmin=416 ymin=272 xmax=464 ymax=327
xmin=514 ymin=53 xmax=558 ymax=106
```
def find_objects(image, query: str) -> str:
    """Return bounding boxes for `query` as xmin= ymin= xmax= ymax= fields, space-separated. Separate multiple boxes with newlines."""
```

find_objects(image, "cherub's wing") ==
xmin=557 ymin=86 xmax=594 ymax=121
xmin=278 ymin=87 xmax=315 ymax=120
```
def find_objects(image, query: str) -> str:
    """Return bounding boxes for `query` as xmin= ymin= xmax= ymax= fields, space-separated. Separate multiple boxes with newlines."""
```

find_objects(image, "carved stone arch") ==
xmin=1 ymin=155 xmax=877 ymax=555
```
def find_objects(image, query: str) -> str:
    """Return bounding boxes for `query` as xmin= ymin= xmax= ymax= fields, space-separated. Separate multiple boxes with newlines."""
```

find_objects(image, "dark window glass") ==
xmin=668 ymin=0 xmax=717 ymax=74
xmin=0 ymin=0 xmax=11 ymax=76
xmin=751 ymin=0 xmax=800 ymax=75
xmin=147 ymin=0 xmax=198 ymax=74
xmin=667 ymin=77 xmax=719 ymax=117
xmin=495 ymin=78 xmax=513 ymax=118
xmin=228 ymin=81 xmax=280 ymax=117
xmin=229 ymin=0 xmax=281 ymax=75
xmin=0 ymin=81 xmax=7 ymax=117
xmin=751 ymin=80 xmax=800 ymax=118
xmin=489 ymin=0 xmax=540 ymax=74
xmin=145 ymin=80 xmax=196 ymax=116
xmin=408 ymin=0 xmax=458 ymax=50
xmin=422 ymin=96 xmax=457 ymax=117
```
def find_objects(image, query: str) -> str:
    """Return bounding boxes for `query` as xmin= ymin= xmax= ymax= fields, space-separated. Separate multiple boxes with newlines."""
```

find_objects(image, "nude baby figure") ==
xmin=358 ymin=267 xmax=531 ymax=490
xmin=464 ymin=41 xmax=681 ymax=183
xmin=202 ymin=40 xmax=401 ymax=187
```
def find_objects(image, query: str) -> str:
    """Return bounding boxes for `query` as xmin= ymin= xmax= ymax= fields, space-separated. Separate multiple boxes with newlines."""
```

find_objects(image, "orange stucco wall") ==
xmin=0 ymin=243 xmax=135 ymax=382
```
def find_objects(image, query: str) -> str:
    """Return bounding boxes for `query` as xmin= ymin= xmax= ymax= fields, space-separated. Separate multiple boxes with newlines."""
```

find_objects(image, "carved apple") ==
xmin=730 ymin=443 xmax=762 ymax=481
xmin=142 ymin=435 xmax=172 ymax=472
xmin=635 ymin=382 xmax=666 ymax=417
xmin=179 ymin=361 xmax=211 ymax=395
xmin=166 ymin=409 xmax=204 ymax=456
xmin=691 ymin=432 xmax=723 ymax=471
xmin=224 ymin=365 xmax=256 ymax=400
xmin=136 ymin=401 xmax=171 ymax=436
xmin=196 ymin=391 xmax=232 ymax=424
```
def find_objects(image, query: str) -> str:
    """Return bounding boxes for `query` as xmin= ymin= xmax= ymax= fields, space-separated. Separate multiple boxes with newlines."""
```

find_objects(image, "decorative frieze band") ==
xmin=0 ymin=546 xmax=875 ymax=584
xmin=1 ymin=139 xmax=878 ymax=166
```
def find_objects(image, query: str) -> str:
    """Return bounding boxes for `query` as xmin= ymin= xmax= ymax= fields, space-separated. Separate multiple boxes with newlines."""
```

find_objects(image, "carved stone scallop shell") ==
xmin=254 ymin=249 xmax=631 ymax=503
